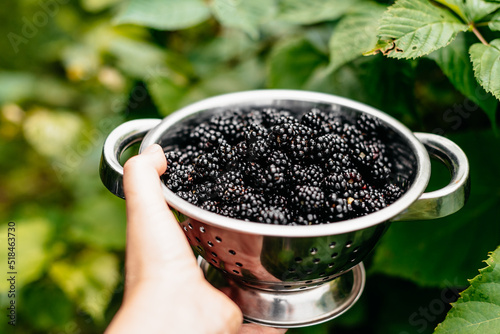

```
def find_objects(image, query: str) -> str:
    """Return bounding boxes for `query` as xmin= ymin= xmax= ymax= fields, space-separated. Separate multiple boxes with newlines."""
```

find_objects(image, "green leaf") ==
xmin=276 ymin=0 xmax=359 ymax=25
xmin=150 ymin=58 xmax=266 ymax=115
xmin=433 ymin=0 xmax=468 ymax=21
xmin=377 ymin=0 xmax=468 ymax=58
xmin=210 ymin=0 xmax=277 ymax=39
xmin=307 ymin=56 xmax=416 ymax=119
xmin=470 ymin=39 xmax=500 ymax=100
xmin=147 ymin=76 xmax=188 ymax=116
xmin=328 ymin=3 xmax=387 ymax=73
xmin=21 ymin=282 xmax=74 ymax=331
xmin=267 ymin=37 xmax=326 ymax=89
xmin=462 ymin=0 xmax=500 ymax=22
xmin=68 ymin=194 xmax=126 ymax=250
xmin=0 ymin=72 xmax=36 ymax=104
xmin=49 ymin=250 xmax=120 ymax=323
xmin=23 ymin=109 xmax=84 ymax=159
xmin=434 ymin=246 xmax=500 ymax=333
xmin=490 ymin=11 xmax=500 ymax=31
xmin=107 ymin=37 xmax=167 ymax=80
xmin=81 ymin=0 xmax=121 ymax=13
xmin=372 ymin=131 xmax=500 ymax=287
xmin=114 ymin=0 xmax=211 ymax=30
xmin=0 ymin=218 xmax=57 ymax=290
xmin=183 ymin=58 xmax=266 ymax=104
xmin=434 ymin=0 xmax=500 ymax=22
xmin=427 ymin=34 xmax=498 ymax=126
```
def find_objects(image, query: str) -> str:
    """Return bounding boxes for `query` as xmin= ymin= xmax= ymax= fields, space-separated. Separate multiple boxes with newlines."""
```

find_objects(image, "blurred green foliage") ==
xmin=0 ymin=0 xmax=499 ymax=333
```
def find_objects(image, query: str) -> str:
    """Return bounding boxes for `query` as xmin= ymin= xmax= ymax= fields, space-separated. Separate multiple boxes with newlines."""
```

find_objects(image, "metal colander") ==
xmin=100 ymin=90 xmax=469 ymax=328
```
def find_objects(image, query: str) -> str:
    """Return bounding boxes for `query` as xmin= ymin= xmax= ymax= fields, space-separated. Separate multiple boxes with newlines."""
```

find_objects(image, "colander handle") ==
xmin=99 ymin=119 xmax=162 ymax=199
xmin=392 ymin=132 xmax=470 ymax=221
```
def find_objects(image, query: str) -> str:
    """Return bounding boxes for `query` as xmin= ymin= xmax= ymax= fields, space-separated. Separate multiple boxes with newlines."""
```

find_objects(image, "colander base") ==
xmin=199 ymin=257 xmax=366 ymax=328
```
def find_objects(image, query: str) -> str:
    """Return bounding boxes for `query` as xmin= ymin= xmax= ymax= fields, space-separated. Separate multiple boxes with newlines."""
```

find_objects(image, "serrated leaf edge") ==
xmin=469 ymin=41 xmax=500 ymax=100
xmin=434 ymin=246 xmax=500 ymax=333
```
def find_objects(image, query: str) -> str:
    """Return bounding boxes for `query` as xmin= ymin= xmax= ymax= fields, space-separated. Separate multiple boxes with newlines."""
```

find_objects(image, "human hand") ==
xmin=105 ymin=144 xmax=286 ymax=334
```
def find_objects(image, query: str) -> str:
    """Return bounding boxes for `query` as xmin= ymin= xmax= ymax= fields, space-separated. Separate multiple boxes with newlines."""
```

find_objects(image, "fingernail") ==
xmin=142 ymin=144 xmax=162 ymax=155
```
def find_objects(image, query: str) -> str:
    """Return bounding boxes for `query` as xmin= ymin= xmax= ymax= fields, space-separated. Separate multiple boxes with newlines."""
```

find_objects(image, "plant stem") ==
xmin=471 ymin=24 xmax=489 ymax=46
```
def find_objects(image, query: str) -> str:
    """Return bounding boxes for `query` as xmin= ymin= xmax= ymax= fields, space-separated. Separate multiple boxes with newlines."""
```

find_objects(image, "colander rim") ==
xmin=141 ymin=89 xmax=430 ymax=237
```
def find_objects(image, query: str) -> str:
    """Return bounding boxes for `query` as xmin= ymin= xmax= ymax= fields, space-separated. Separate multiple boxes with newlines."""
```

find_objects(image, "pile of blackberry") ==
xmin=162 ymin=108 xmax=404 ymax=225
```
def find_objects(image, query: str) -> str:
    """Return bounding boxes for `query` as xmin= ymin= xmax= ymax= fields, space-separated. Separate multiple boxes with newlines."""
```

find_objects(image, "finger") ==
xmin=239 ymin=323 xmax=288 ymax=334
xmin=123 ymin=144 xmax=167 ymax=211
xmin=123 ymin=144 xmax=199 ymax=284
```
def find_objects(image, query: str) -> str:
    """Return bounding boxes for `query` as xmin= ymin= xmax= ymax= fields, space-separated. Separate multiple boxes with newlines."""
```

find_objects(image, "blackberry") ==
xmin=249 ymin=162 xmax=288 ymax=191
xmin=215 ymin=143 xmax=237 ymax=164
xmin=244 ymin=123 xmax=268 ymax=143
xmin=218 ymin=184 xmax=250 ymax=203
xmin=269 ymin=122 xmax=297 ymax=149
xmin=192 ymin=153 xmax=221 ymax=181
xmin=268 ymin=195 xmax=288 ymax=208
xmin=295 ymin=213 xmax=322 ymax=225
xmin=162 ymin=106 xmax=406 ymax=225
xmin=260 ymin=108 xmax=292 ymax=127
xmin=163 ymin=164 xmax=193 ymax=192
xmin=257 ymin=205 xmax=290 ymax=225
xmin=322 ymin=173 xmax=347 ymax=193
xmin=291 ymin=185 xmax=325 ymax=213
xmin=165 ymin=150 xmax=182 ymax=165
xmin=383 ymin=183 xmax=403 ymax=204
xmin=292 ymin=164 xmax=324 ymax=187
xmin=325 ymin=153 xmax=352 ymax=173
xmin=200 ymin=200 xmax=220 ymax=214
xmin=370 ymin=160 xmax=392 ymax=183
xmin=192 ymin=182 xmax=218 ymax=202
xmin=209 ymin=110 xmax=246 ymax=144
xmin=341 ymin=124 xmax=366 ymax=148
xmin=311 ymin=133 xmax=348 ymax=161
xmin=248 ymin=138 xmax=271 ymax=161
xmin=350 ymin=142 xmax=375 ymax=168
xmin=319 ymin=120 xmax=342 ymax=136
xmin=357 ymin=114 xmax=382 ymax=135
xmin=301 ymin=108 xmax=328 ymax=132
xmin=266 ymin=150 xmax=291 ymax=173
xmin=239 ymin=192 xmax=266 ymax=220
xmin=325 ymin=196 xmax=352 ymax=222
xmin=176 ymin=190 xmax=198 ymax=205
xmin=216 ymin=170 xmax=245 ymax=187
xmin=178 ymin=145 xmax=201 ymax=165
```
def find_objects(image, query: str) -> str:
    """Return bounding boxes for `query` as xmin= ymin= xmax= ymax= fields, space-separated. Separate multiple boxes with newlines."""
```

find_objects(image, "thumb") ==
xmin=123 ymin=144 xmax=199 ymax=284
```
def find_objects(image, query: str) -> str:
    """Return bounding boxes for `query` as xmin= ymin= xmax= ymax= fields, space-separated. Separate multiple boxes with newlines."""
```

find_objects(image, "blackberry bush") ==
xmin=162 ymin=108 xmax=405 ymax=225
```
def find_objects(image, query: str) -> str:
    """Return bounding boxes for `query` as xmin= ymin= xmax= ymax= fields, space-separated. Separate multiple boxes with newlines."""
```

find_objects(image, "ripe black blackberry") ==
xmin=383 ymin=183 xmax=403 ymax=204
xmin=248 ymin=162 xmax=288 ymax=191
xmin=200 ymin=200 xmax=220 ymax=214
xmin=239 ymin=192 xmax=266 ymax=220
xmin=176 ymin=190 xmax=198 ymax=205
xmin=357 ymin=114 xmax=382 ymax=135
xmin=292 ymin=164 xmax=324 ymax=187
xmin=192 ymin=152 xmax=221 ymax=181
xmin=248 ymin=138 xmax=270 ymax=161
xmin=291 ymin=185 xmax=326 ymax=213
xmin=301 ymin=108 xmax=329 ymax=132
xmin=257 ymin=205 xmax=290 ymax=225
xmin=162 ymin=106 xmax=405 ymax=225
xmin=311 ymin=133 xmax=347 ymax=161
xmin=208 ymin=110 xmax=246 ymax=144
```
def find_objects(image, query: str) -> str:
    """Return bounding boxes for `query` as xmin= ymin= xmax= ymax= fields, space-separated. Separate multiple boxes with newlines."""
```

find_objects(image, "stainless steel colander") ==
xmin=100 ymin=90 xmax=470 ymax=328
